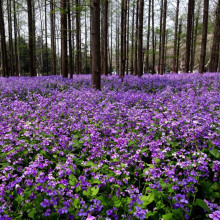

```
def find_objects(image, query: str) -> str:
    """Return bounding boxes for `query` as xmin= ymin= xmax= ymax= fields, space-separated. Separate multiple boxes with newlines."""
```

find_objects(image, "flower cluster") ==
xmin=0 ymin=73 xmax=219 ymax=219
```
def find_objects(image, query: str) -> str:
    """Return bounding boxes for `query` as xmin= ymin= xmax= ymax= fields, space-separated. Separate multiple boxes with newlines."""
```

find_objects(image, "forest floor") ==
xmin=0 ymin=73 xmax=220 ymax=220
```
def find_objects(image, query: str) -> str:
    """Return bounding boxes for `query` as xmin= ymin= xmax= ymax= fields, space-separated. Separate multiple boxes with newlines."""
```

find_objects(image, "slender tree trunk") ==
xmin=137 ymin=0 xmax=144 ymax=77
xmin=159 ymin=0 xmax=167 ymax=75
xmin=145 ymin=0 xmax=151 ymax=73
xmin=50 ymin=0 xmax=56 ymax=75
xmin=91 ymin=0 xmax=101 ymax=89
xmin=192 ymin=5 xmax=200 ymax=72
xmin=76 ymin=0 xmax=81 ymax=74
xmin=185 ymin=0 xmax=195 ymax=73
xmin=27 ymin=0 xmax=36 ymax=76
xmin=190 ymin=6 xmax=195 ymax=73
xmin=103 ymin=0 xmax=108 ymax=75
xmin=13 ymin=0 xmax=19 ymax=76
xmin=158 ymin=0 xmax=163 ymax=74
xmin=85 ymin=9 xmax=88 ymax=74
xmin=172 ymin=0 xmax=179 ymax=73
xmin=7 ymin=0 xmax=14 ymax=76
xmin=176 ymin=19 xmax=182 ymax=73
xmin=126 ymin=0 xmax=129 ymax=74
xmin=152 ymin=0 xmax=155 ymax=73
xmin=134 ymin=0 xmax=139 ymax=76
xmin=68 ymin=0 xmax=73 ymax=78
xmin=0 ymin=0 xmax=9 ymax=77
xmin=199 ymin=0 xmax=209 ymax=74
xmin=45 ymin=0 xmax=49 ymax=75
xmin=130 ymin=3 xmax=135 ymax=75
xmin=72 ymin=8 xmax=75 ymax=74
xmin=209 ymin=0 xmax=220 ymax=72
xmin=120 ymin=0 xmax=127 ymax=80
xmin=61 ymin=0 xmax=68 ymax=78
xmin=110 ymin=2 xmax=113 ymax=73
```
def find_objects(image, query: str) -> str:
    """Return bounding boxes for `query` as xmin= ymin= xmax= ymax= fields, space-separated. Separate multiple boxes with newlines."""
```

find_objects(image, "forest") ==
xmin=0 ymin=0 xmax=220 ymax=220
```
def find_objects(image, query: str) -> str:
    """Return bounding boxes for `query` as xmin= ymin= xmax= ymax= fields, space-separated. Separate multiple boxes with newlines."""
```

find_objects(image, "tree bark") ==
xmin=68 ymin=0 xmax=73 ymax=78
xmin=91 ymin=0 xmax=101 ymax=89
xmin=172 ymin=0 xmax=179 ymax=73
xmin=159 ymin=0 xmax=167 ymax=75
xmin=103 ymin=0 xmax=108 ymax=75
xmin=137 ymin=0 xmax=144 ymax=77
xmin=27 ymin=0 xmax=36 ymax=76
xmin=120 ymin=0 xmax=127 ymax=80
xmin=176 ymin=19 xmax=182 ymax=73
xmin=45 ymin=0 xmax=49 ymax=75
xmin=209 ymin=0 xmax=220 ymax=72
xmin=61 ymin=0 xmax=68 ymax=78
xmin=130 ymin=3 xmax=135 ymax=75
xmin=13 ymin=0 xmax=19 ymax=76
xmin=0 ymin=0 xmax=9 ymax=77
xmin=50 ymin=0 xmax=56 ymax=75
xmin=7 ymin=0 xmax=14 ymax=76
xmin=152 ymin=0 xmax=155 ymax=73
xmin=185 ymin=0 xmax=195 ymax=73
xmin=199 ymin=0 xmax=209 ymax=74
xmin=145 ymin=0 xmax=151 ymax=74
xmin=134 ymin=0 xmax=139 ymax=76
xmin=76 ymin=0 xmax=81 ymax=74
xmin=158 ymin=0 xmax=163 ymax=74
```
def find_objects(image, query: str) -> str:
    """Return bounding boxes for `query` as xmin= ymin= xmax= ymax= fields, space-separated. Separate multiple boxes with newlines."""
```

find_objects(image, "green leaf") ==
xmin=112 ymin=195 xmax=121 ymax=208
xmin=69 ymin=174 xmax=77 ymax=186
xmin=210 ymin=149 xmax=219 ymax=158
xmin=162 ymin=213 xmax=173 ymax=220
xmin=28 ymin=209 xmax=36 ymax=218
xmin=194 ymin=199 xmax=210 ymax=212
xmin=141 ymin=193 xmax=154 ymax=207
xmin=91 ymin=187 xmax=99 ymax=196
xmin=97 ymin=196 xmax=108 ymax=205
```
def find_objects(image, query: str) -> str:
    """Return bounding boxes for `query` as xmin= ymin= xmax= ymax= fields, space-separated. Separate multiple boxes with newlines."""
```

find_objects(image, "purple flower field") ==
xmin=0 ymin=73 xmax=220 ymax=220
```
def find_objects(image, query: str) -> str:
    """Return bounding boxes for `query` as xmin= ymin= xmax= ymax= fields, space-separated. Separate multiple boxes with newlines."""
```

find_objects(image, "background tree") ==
xmin=91 ymin=0 xmax=101 ymax=89
xmin=0 ymin=0 xmax=9 ymax=77
xmin=137 ymin=0 xmax=144 ymax=77
xmin=199 ymin=0 xmax=209 ymax=73
xmin=61 ymin=0 xmax=68 ymax=78
xmin=209 ymin=0 xmax=220 ymax=72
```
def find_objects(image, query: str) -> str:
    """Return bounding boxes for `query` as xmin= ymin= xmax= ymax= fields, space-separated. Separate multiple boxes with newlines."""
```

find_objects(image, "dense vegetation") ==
xmin=0 ymin=74 xmax=219 ymax=219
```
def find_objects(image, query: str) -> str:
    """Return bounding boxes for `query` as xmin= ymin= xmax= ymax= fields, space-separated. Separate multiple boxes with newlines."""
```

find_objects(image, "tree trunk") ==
xmin=7 ymin=0 xmax=14 ymax=76
xmin=0 ymin=0 xmax=9 ymax=77
xmin=120 ymin=0 xmax=127 ymax=81
xmin=172 ymin=0 xmax=179 ymax=73
xmin=50 ymin=0 xmax=56 ymax=75
xmin=185 ymin=0 xmax=195 ymax=73
xmin=68 ymin=0 xmax=73 ymax=78
xmin=27 ymin=0 xmax=36 ymax=76
xmin=134 ymin=0 xmax=139 ymax=76
xmin=192 ymin=5 xmax=200 ymax=72
xmin=137 ymin=0 xmax=144 ymax=77
xmin=45 ymin=0 xmax=49 ymax=75
xmin=130 ymin=3 xmax=135 ymax=75
xmin=199 ymin=0 xmax=209 ymax=74
xmin=152 ymin=0 xmax=155 ymax=73
xmin=91 ymin=0 xmax=101 ymax=89
xmin=158 ymin=0 xmax=163 ymax=74
xmin=209 ymin=0 xmax=220 ymax=72
xmin=159 ymin=0 xmax=167 ymax=75
xmin=13 ymin=0 xmax=19 ymax=76
xmin=145 ymin=0 xmax=151 ymax=73
xmin=76 ymin=0 xmax=81 ymax=74
xmin=126 ymin=0 xmax=129 ymax=74
xmin=61 ymin=0 xmax=68 ymax=78
xmin=103 ymin=0 xmax=108 ymax=75
xmin=176 ymin=19 xmax=182 ymax=73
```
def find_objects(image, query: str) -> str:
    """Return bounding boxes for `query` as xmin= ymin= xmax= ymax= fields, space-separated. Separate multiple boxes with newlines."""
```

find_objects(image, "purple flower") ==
xmin=134 ymin=206 xmax=148 ymax=220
